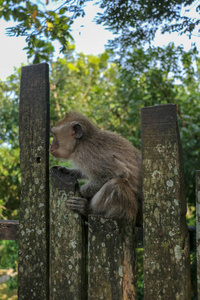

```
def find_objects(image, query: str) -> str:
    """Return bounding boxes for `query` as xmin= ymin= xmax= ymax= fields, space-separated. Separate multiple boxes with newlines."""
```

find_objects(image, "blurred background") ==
xmin=0 ymin=1 xmax=200 ymax=298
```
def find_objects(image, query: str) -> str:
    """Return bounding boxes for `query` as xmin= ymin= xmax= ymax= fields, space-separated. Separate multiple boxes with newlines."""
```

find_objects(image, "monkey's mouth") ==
xmin=50 ymin=137 xmax=59 ymax=155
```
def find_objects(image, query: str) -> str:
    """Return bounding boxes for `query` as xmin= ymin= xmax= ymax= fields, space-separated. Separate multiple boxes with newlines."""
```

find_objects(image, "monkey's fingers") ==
xmin=69 ymin=196 xmax=88 ymax=201
xmin=67 ymin=197 xmax=88 ymax=217
xmin=51 ymin=165 xmax=70 ymax=174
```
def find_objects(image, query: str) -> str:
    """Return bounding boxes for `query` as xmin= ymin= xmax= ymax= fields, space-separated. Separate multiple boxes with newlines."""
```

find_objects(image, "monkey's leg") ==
xmin=67 ymin=197 xmax=90 ymax=218
xmin=90 ymin=178 xmax=138 ymax=221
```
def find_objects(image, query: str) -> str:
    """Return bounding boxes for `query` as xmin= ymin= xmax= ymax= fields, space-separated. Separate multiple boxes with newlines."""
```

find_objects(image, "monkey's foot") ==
xmin=67 ymin=197 xmax=89 ymax=218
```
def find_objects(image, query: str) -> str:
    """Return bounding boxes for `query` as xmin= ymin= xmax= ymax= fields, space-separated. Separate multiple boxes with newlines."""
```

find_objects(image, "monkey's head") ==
xmin=50 ymin=111 xmax=95 ymax=159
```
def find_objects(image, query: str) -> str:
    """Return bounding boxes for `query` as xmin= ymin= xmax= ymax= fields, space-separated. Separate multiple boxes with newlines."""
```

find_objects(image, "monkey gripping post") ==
xmin=50 ymin=167 xmax=87 ymax=300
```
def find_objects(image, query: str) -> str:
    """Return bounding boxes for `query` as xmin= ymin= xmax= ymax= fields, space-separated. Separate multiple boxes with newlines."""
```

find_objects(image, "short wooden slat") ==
xmin=18 ymin=63 xmax=50 ymax=300
xmin=50 ymin=167 xmax=86 ymax=300
xmin=0 ymin=220 xmax=19 ymax=240
xmin=196 ymin=170 xmax=200 ymax=299
xmin=0 ymin=219 xmax=196 ymax=252
xmin=88 ymin=215 xmax=136 ymax=300
xmin=141 ymin=104 xmax=191 ymax=299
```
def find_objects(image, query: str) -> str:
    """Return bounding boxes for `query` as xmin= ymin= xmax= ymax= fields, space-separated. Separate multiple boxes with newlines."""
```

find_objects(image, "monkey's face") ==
xmin=50 ymin=121 xmax=83 ymax=159
xmin=50 ymin=124 xmax=75 ymax=159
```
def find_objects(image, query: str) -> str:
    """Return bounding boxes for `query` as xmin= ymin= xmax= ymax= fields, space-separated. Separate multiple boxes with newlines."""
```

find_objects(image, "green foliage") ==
xmin=0 ymin=240 xmax=18 ymax=270
xmin=1 ymin=0 xmax=200 ymax=63
xmin=0 ymin=0 xmax=86 ymax=63
xmin=0 ymin=68 xmax=20 ymax=148
xmin=0 ymin=69 xmax=21 ymax=219
xmin=6 ymin=274 xmax=18 ymax=291
xmin=114 ymin=44 xmax=200 ymax=208
xmin=50 ymin=50 xmax=119 ymax=129
xmin=6 ymin=275 xmax=18 ymax=291
xmin=0 ymin=240 xmax=18 ymax=292
xmin=97 ymin=0 xmax=200 ymax=52
xmin=0 ymin=147 xmax=21 ymax=219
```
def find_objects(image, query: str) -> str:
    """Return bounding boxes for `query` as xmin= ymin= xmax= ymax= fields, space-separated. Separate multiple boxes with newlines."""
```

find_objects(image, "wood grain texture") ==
xmin=88 ymin=215 xmax=136 ymax=300
xmin=18 ymin=63 xmax=50 ymax=300
xmin=50 ymin=167 xmax=86 ymax=300
xmin=141 ymin=104 xmax=191 ymax=300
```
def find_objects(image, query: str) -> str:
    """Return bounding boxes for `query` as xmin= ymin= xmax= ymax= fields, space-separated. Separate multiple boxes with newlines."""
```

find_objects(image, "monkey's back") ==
xmin=73 ymin=128 xmax=143 ymax=203
xmin=87 ymin=129 xmax=143 ymax=224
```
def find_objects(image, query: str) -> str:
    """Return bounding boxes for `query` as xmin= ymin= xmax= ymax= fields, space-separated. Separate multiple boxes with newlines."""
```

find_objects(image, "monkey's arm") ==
xmin=67 ymin=179 xmax=108 ymax=218
xmin=80 ymin=178 xmax=108 ymax=198
xmin=51 ymin=165 xmax=84 ymax=179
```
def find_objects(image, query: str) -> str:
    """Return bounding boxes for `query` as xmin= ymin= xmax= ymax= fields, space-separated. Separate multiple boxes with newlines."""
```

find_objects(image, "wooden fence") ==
xmin=0 ymin=63 xmax=199 ymax=299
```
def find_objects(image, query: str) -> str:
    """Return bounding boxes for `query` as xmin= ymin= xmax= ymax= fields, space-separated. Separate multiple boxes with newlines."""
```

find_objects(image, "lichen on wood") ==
xmin=50 ymin=167 xmax=86 ymax=300
xmin=88 ymin=215 xmax=136 ymax=300
xmin=18 ymin=63 xmax=50 ymax=300
xmin=141 ymin=104 xmax=191 ymax=300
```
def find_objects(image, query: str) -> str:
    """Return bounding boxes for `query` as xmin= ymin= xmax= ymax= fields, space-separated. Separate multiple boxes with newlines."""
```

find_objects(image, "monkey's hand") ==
xmin=67 ymin=197 xmax=89 ymax=218
xmin=51 ymin=166 xmax=83 ymax=179
xmin=51 ymin=165 xmax=73 ymax=174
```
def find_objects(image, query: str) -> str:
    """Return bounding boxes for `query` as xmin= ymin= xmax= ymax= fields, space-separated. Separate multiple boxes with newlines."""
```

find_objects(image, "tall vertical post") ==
xmin=141 ymin=104 xmax=190 ymax=299
xmin=196 ymin=170 xmax=200 ymax=299
xmin=18 ymin=63 xmax=50 ymax=299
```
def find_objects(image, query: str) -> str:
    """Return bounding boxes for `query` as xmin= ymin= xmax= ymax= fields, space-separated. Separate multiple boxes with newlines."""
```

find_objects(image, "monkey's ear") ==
xmin=72 ymin=123 xmax=83 ymax=139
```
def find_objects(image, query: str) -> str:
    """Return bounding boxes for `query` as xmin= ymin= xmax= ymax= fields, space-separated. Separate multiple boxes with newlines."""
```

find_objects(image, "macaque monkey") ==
xmin=50 ymin=111 xmax=143 ymax=225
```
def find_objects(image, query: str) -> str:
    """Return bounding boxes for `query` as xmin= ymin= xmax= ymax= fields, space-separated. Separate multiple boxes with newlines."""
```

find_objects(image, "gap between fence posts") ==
xmin=18 ymin=63 xmax=50 ymax=300
xmin=141 ymin=104 xmax=191 ymax=300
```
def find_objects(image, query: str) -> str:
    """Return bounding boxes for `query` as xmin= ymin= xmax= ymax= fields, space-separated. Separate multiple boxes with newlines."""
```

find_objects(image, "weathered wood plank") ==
xmin=50 ymin=167 xmax=86 ymax=300
xmin=88 ymin=215 xmax=136 ymax=300
xmin=196 ymin=170 xmax=200 ymax=299
xmin=1 ymin=220 xmax=196 ymax=250
xmin=18 ymin=63 xmax=50 ymax=300
xmin=141 ymin=104 xmax=191 ymax=300
xmin=0 ymin=220 xmax=19 ymax=240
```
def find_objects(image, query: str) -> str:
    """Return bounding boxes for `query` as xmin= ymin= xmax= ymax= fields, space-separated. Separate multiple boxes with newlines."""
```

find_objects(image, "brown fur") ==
xmin=50 ymin=111 xmax=143 ymax=225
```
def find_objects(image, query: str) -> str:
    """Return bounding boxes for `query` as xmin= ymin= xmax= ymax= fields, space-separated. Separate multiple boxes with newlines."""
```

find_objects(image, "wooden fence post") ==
xmin=18 ymin=63 xmax=50 ymax=299
xmin=196 ymin=170 xmax=200 ymax=299
xmin=141 ymin=104 xmax=191 ymax=299
xmin=50 ymin=167 xmax=86 ymax=300
xmin=88 ymin=216 xmax=136 ymax=300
